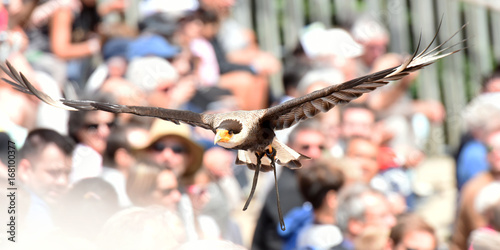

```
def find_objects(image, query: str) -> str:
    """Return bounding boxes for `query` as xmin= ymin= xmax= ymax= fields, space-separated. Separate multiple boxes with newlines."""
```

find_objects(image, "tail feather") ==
xmin=235 ymin=139 xmax=309 ymax=171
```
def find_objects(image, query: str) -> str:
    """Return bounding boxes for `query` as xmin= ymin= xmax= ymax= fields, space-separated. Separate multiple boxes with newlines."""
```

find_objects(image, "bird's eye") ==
xmin=228 ymin=130 xmax=234 ymax=135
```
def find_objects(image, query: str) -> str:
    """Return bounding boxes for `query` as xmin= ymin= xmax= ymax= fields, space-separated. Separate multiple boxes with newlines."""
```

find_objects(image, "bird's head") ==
xmin=214 ymin=119 xmax=243 ymax=147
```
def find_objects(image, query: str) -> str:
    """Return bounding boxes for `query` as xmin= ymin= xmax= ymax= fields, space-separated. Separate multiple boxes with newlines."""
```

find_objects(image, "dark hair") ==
xmin=482 ymin=65 xmax=500 ymax=92
xmin=282 ymin=58 xmax=312 ymax=95
xmin=67 ymin=93 xmax=116 ymax=143
xmin=103 ymin=124 xmax=131 ymax=167
xmin=389 ymin=213 xmax=436 ymax=247
xmin=0 ymin=132 xmax=11 ymax=166
xmin=56 ymin=177 xmax=119 ymax=240
xmin=297 ymin=159 xmax=345 ymax=209
xmin=195 ymin=8 xmax=219 ymax=24
xmin=19 ymin=128 xmax=75 ymax=161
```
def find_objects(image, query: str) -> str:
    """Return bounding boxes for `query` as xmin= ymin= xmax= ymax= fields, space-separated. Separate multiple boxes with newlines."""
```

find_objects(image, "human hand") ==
xmin=413 ymin=100 xmax=446 ymax=124
xmin=251 ymin=51 xmax=281 ymax=75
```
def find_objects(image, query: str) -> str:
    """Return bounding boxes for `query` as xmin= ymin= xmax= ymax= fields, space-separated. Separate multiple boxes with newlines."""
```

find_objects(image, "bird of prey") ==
xmin=1 ymin=25 xmax=465 ymax=230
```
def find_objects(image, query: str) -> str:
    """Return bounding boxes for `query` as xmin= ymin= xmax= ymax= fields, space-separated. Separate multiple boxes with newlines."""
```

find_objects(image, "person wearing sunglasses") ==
xmin=138 ymin=118 xmax=204 ymax=183
xmin=68 ymin=94 xmax=117 ymax=183
xmin=136 ymin=118 xmax=204 ymax=241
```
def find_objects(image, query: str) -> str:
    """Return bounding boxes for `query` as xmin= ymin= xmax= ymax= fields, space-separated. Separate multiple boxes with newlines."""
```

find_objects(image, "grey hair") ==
xmin=462 ymin=93 xmax=500 ymax=132
xmin=335 ymin=183 xmax=380 ymax=233
xmin=297 ymin=68 xmax=345 ymax=96
xmin=351 ymin=16 xmax=389 ymax=43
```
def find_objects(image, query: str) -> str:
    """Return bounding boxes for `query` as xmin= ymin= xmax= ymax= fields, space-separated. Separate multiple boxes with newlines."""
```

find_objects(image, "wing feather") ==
xmin=0 ymin=62 xmax=215 ymax=131
xmin=262 ymin=25 xmax=466 ymax=130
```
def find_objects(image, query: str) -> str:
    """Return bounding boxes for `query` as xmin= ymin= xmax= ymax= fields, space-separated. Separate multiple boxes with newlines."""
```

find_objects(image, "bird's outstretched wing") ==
xmin=262 ymin=24 xmax=467 ymax=130
xmin=0 ymin=62 xmax=214 ymax=131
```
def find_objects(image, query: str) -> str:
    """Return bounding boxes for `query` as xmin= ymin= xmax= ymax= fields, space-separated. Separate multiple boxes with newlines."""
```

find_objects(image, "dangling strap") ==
xmin=272 ymin=154 xmax=286 ymax=231
xmin=243 ymin=153 xmax=263 ymax=211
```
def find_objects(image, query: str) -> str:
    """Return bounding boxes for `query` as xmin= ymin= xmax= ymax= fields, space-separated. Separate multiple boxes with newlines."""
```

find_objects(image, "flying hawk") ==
xmin=1 ymin=25 xmax=465 ymax=230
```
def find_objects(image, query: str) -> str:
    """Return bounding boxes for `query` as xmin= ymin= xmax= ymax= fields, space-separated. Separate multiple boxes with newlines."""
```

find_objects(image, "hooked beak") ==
xmin=214 ymin=129 xmax=231 ymax=144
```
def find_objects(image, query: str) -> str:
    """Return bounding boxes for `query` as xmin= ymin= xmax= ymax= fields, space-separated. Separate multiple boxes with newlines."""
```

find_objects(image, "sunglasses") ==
xmin=151 ymin=142 xmax=188 ymax=154
xmin=300 ymin=144 xmax=325 ymax=151
xmin=158 ymin=187 xmax=178 ymax=196
xmin=84 ymin=122 xmax=115 ymax=131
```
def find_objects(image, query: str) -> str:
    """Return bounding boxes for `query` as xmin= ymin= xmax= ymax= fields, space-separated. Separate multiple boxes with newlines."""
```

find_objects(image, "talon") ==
xmin=265 ymin=146 xmax=276 ymax=158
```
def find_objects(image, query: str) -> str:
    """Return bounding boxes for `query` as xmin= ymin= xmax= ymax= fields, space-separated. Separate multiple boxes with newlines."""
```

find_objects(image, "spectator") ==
xmin=332 ymin=183 xmax=396 ymax=250
xmin=457 ymin=90 xmax=500 ymax=190
xmin=388 ymin=213 xmax=437 ymax=250
xmin=68 ymin=94 xmax=116 ymax=183
xmin=351 ymin=16 xmax=389 ymax=78
xmin=56 ymin=177 xmax=119 ymax=241
xmin=187 ymin=7 xmax=270 ymax=110
xmin=340 ymin=103 xmax=376 ymax=145
xmin=345 ymin=136 xmax=408 ymax=215
xmin=101 ymin=124 xmax=148 ymax=208
xmin=98 ymin=206 xmax=186 ymax=250
xmin=138 ymin=119 xmax=204 ymax=183
xmin=367 ymin=53 xmax=440 ymax=167
xmin=27 ymin=0 xmax=125 ymax=87
xmin=18 ymin=128 xmax=75 ymax=236
xmin=199 ymin=0 xmax=280 ymax=76
xmin=185 ymin=168 xmax=222 ymax=240
xmin=354 ymin=227 xmax=390 ymax=250
xmin=202 ymin=146 xmax=243 ymax=244
xmin=126 ymin=160 xmax=164 ymax=207
xmin=0 ymin=54 xmax=40 ymax=144
xmin=481 ymin=66 xmax=500 ymax=93
xmin=469 ymin=182 xmax=500 ymax=249
xmin=135 ymin=120 xmax=205 ymax=241
xmin=126 ymin=56 xmax=185 ymax=109
xmin=451 ymin=118 xmax=500 ymax=250
xmin=252 ymin=120 xmax=326 ymax=250
xmin=293 ymin=159 xmax=345 ymax=249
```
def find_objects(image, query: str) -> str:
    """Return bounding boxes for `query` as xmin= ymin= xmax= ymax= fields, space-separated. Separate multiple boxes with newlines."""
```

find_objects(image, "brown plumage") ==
xmin=1 ymin=24 xmax=466 ymax=230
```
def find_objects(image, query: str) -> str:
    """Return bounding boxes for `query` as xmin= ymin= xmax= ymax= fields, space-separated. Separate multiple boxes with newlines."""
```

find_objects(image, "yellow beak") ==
xmin=214 ymin=129 xmax=231 ymax=144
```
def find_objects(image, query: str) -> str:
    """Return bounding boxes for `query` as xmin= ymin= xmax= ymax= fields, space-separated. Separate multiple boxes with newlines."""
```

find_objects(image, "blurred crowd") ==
xmin=0 ymin=0 xmax=499 ymax=250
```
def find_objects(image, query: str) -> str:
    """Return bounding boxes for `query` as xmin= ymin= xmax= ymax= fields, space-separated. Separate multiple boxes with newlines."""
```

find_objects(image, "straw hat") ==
xmin=138 ymin=119 xmax=204 ymax=178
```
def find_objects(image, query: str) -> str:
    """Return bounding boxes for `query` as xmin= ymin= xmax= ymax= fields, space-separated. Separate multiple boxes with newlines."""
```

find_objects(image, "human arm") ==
xmin=50 ymin=7 xmax=100 ymax=59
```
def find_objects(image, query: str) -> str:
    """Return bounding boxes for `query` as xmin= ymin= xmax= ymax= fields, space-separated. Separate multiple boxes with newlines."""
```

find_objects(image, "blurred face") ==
xmin=361 ymin=36 xmax=388 ymax=67
xmin=359 ymin=193 xmax=396 ymax=232
xmin=394 ymin=230 xmax=436 ymax=250
xmin=187 ymin=172 xmax=210 ymax=213
xmin=77 ymin=111 xmax=115 ymax=154
xmin=487 ymin=130 xmax=500 ymax=173
xmin=148 ymin=136 xmax=190 ymax=177
xmin=290 ymin=129 xmax=325 ymax=167
xmin=484 ymin=78 xmax=500 ymax=93
xmin=346 ymin=138 xmax=379 ymax=183
xmin=148 ymin=80 xmax=177 ymax=109
xmin=200 ymin=0 xmax=235 ymax=16
xmin=21 ymin=144 xmax=72 ymax=204
xmin=153 ymin=170 xmax=182 ymax=211
xmin=341 ymin=108 xmax=375 ymax=140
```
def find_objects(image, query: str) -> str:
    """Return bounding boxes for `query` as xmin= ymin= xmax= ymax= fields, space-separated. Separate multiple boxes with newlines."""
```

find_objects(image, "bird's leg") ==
xmin=265 ymin=147 xmax=286 ymax=231
xmin=243 ymin=152 xmax=264 ymax=211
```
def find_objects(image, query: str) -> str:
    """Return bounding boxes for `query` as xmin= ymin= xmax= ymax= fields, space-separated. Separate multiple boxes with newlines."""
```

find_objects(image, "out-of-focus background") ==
xmin=1 ymin=0 xmax=500 ymax=250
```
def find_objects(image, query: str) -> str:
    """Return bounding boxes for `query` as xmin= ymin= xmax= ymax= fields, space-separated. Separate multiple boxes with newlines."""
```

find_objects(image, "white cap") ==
xmin=300 ymin=22 xmax=364 ymax=59
xmin=126 ymin=56 xmax=179 ymax=92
